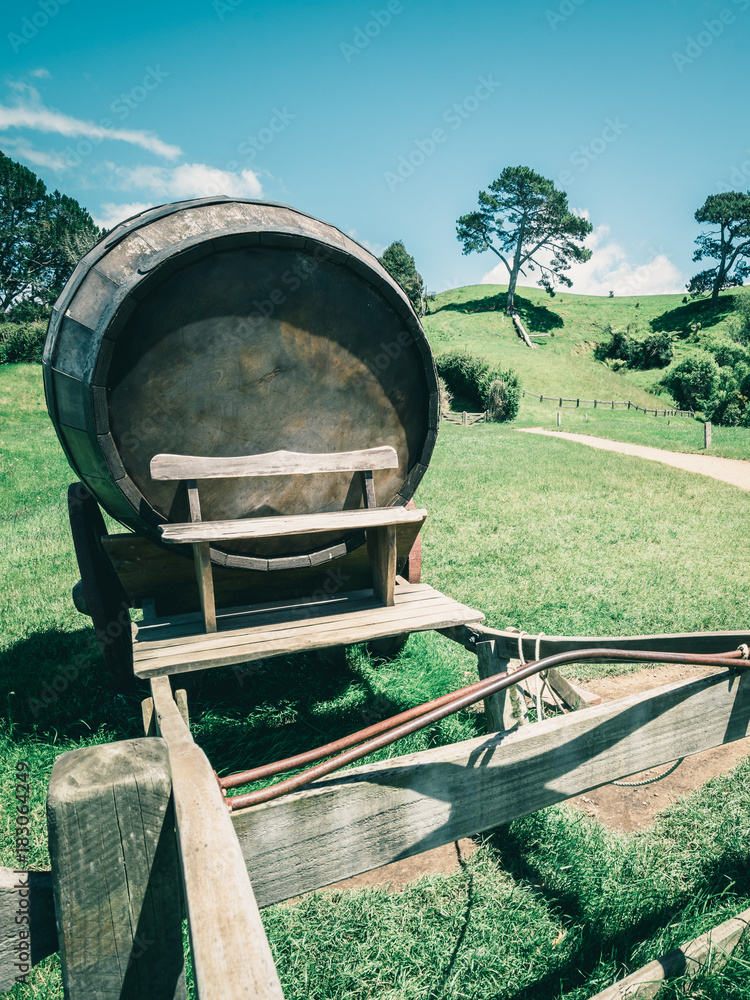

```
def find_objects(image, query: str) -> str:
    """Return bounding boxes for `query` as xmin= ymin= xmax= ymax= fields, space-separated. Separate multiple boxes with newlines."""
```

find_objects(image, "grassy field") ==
xmin=2 ymin=361 xmax=750 ymax=997
xmin=423 ymin=283 xmax=750 ymax=460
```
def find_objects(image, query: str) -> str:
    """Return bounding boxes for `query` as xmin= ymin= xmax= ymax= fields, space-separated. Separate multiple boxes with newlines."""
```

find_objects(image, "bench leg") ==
xmin=192 ymin=541 xmax=217 ymax=632
xmin=367 ymin=525 xmax=396 ymax=606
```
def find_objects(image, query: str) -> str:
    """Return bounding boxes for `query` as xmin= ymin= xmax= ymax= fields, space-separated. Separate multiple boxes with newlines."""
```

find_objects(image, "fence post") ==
xmin=594 ymin=400 xmax=597 ymax=408
xmin=577 ymin=398 xmax=579 ymax=407
xmin=557 ymin=411 xmax=561 ymax=426
xmin=611 ymin=401 xmax=614 ymax=409
xmin=462 ymin=411 xmax=467 ymax=425
xmin=704 ymin=421 xmax=712 ymax=449
xmin=628 ymin=401 xmax=631 ymax=410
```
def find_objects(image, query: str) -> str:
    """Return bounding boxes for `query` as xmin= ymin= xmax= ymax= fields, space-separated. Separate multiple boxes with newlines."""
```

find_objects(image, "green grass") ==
xmin=515 ymin=398 xmax=750 ymax=460
xmin=423 ymin=283 xmax=750 ymax=460
xmin=2 ymin=363 xmax=750 ymax=997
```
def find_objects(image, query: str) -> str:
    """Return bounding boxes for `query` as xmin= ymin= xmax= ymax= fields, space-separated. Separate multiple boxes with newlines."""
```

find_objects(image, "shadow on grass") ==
xmin=486 ymin=819 xmax=750 ymax=999
xmin=434 ymin=293 xmax=564 ymax=333
xmin=650 ymin=296 xmax=736 ymax=334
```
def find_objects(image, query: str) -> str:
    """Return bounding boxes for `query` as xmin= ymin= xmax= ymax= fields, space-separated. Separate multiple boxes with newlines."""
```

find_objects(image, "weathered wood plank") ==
xmin=134 ymin=581 xmax=440 ymax=646
xmin=159 ymin=506 xmax=426 ymax=544
xmin=150 ymin=446 xmax=399 ymax=481
xmin=231 ymin=670 xmax=750 ymax=908
xmin=475 ymin=640 xmax=510 ymax=732
xmin=0 ymin=869 xmax=56 ymax=993
xmin=149 ymin=678 xmax=283 ymax=1000
xmin=590 ymin=904 xmax=750 ymax=999
xmin=134 ymin=591 xmax=484 ymax=677
xmin=441 ymin=624 xmax=750 ymax=661
xmin=367 ymin=524 xmax=396 ymax=606
xmin=103 ymin=520 xmax=423 ymax=615
xmin=46 ymin=739 xmax=187 ymax=999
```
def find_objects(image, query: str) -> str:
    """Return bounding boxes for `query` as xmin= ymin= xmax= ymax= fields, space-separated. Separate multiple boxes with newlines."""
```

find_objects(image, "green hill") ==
xmin=422 ymin=283 xmax=740 ymax=408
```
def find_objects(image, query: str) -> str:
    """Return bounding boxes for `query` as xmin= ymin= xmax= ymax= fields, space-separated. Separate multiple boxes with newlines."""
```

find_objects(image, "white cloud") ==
xmin=0 ymin=136 xmax=66 ymax=170
xmin=30 ymin=68 xmax=51 ymax=79
xmin=113 ymin=161 xmax=263 ymax=200
xmin=0 ymin=83 xmax=181 ymax=159
xmin=481 ymin=221 xmax=686 ymax=297
xmin=93 ymin=202 xmax=153 ymax=230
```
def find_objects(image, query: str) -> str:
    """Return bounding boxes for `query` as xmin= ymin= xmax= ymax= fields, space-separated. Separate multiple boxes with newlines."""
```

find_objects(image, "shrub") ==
xmin=630 ymin=331 xmax=673 ymax=369
xmin=0 ymin=322 xmax=47 ymax=364
xmin=435 ymin=350 xmax=521 ymax=421
xmin=659 ymin=352 xmax=718 ymax=412
xmin=485 ymin=375 xmax=521 ymax=421
xmin=727 ymin=292 xmax=750 ymax=345
xmin=597 ymin=323 xmax=672 ymax=369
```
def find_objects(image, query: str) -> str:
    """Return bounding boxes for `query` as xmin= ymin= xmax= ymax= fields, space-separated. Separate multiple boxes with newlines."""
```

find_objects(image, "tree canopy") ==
xmin=378 ymin=239 xmax=424 ymax=315
xmin=687 ymin=191 xmax=750 ymax=306
xmin=456 ymin=165 xmax=592 ymax=315
xmin=0 ymin=150 xmax=103 ymax=318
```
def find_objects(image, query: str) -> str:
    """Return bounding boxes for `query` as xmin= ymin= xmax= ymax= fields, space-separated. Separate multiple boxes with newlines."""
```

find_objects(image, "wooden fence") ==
xmin=440 ymin=410 xmax=488 ymax=425
xmin=523 ymin=389 xmax=693 ymax=418
xmin=4 ymin=624 xmax=750 ymax=998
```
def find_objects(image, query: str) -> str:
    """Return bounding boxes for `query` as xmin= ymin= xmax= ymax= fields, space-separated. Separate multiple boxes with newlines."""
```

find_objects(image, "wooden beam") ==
xmin=367 ymin=525 xmax=396 ymax=606
xmin=46 ymin=739 xmax=187 ymax=999
xmin=186 ymin=479 xmax=217 ymax=633
xmin=150 ymin=446 xmax=399 ymax=481
xmin=159 ymin=506 xmax=426 ymax=544
xmin=441 ymin=623 xmax=750 ymax=661
xmin=192 ymin=540 xmax=217 ymax=632
xmin=0 ymin=868 xmax=56 ymax=993
xmin=231 ymin=670 xmax=750 ymax=909
xmin=475 ymin=641 xmax=511 ymax=732
xmin=590 ymin=904 xmax=750 ymax=999
xmin=149 ymin=678 xmax=284 ymax=1000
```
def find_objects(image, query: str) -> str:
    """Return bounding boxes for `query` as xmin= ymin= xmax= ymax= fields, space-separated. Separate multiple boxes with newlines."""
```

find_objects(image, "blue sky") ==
xmin=2 ymin=0 xmax=749 ymax=295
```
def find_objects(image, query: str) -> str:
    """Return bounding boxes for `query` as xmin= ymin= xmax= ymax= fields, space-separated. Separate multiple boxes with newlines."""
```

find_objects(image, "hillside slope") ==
xmin=422 ymin=284 xmax=739 ymax=407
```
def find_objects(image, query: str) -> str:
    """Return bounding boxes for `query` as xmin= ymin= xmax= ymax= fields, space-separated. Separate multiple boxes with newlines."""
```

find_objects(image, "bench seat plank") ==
xmin=132 ymin=582 xmax=484 ymax=678
xmin=159 ymin=506 xmax=427 ymax=544
xmin=150 ymin=446 xmax=399 ymax=481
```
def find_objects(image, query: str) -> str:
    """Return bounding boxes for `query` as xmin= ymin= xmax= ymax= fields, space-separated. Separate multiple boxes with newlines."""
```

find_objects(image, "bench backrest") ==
xmin=149 ymin=447 xmax=399 ymax=482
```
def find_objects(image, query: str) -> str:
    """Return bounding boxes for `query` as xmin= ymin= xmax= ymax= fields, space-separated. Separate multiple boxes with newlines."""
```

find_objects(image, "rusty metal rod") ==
xmin=220 ymin=672 xmax=503 ymax=790
xmin=226 ymin=647 xmax=747 ymax=811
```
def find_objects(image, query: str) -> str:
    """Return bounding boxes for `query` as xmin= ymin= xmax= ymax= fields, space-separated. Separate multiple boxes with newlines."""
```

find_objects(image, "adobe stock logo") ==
xmin=672 ymin=0 xmax=748 ymax=71
xmin=8 ymin=0 xmax=70 ymax=52
xmin=384 ymin=74 xmax=500 ymax=192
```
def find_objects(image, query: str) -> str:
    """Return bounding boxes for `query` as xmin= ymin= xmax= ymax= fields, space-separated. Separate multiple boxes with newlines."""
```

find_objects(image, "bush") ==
xmin=596 ymin=323 xmax=672 ymax=369
xmin=727 ymin=292 xmax=750 ymax=345
xmin=630 ymin=331 xmax=673 ymax=369
xmin=435 ymin=351 xmax=521 ymax=421
xmin=485 ymin=375 xmax=521 ymax=421
xmin=0 ymin=322 xmax=47 ymax=363
xmin=659 ymin=352 xmax=718 ymax=412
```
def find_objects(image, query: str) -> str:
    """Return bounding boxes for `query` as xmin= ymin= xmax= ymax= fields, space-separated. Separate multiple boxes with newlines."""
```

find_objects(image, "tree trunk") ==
xmin=505 ymin=272 xmax=518 ymax=315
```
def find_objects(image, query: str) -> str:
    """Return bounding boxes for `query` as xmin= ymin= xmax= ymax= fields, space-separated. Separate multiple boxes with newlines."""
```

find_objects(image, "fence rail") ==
xmin=523 ymin=389 xmax=693 ymax=418
xmin=440 ymin=411 xmax=488 ymax=425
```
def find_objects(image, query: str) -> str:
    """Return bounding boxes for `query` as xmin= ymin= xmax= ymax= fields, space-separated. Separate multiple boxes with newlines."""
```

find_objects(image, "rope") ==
xmin=507 ymin=628 xmax=547 ymax=720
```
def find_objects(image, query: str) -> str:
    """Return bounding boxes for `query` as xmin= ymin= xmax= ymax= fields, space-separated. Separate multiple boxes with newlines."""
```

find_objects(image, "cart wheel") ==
xmin=68 ymin=483 xmax=134 ymax=690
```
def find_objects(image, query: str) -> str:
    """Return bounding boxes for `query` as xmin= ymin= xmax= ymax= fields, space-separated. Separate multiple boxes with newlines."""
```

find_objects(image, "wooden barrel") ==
xmin=44 ymin=197 xmax=438 ymax=571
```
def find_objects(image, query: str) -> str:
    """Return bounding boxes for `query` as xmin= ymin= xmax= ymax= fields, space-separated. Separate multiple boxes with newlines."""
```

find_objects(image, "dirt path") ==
xmin=517 ymin=428 xmax=750 ymax=491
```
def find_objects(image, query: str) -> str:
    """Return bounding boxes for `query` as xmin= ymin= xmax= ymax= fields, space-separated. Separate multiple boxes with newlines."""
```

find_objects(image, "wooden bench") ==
xmin=150 ymin=446 xmax=426 ymax=633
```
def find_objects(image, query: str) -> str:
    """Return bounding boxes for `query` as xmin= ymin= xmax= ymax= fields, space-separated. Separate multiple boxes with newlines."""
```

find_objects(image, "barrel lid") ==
xmin=45 ymin=198 xmax=438 ymax=570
